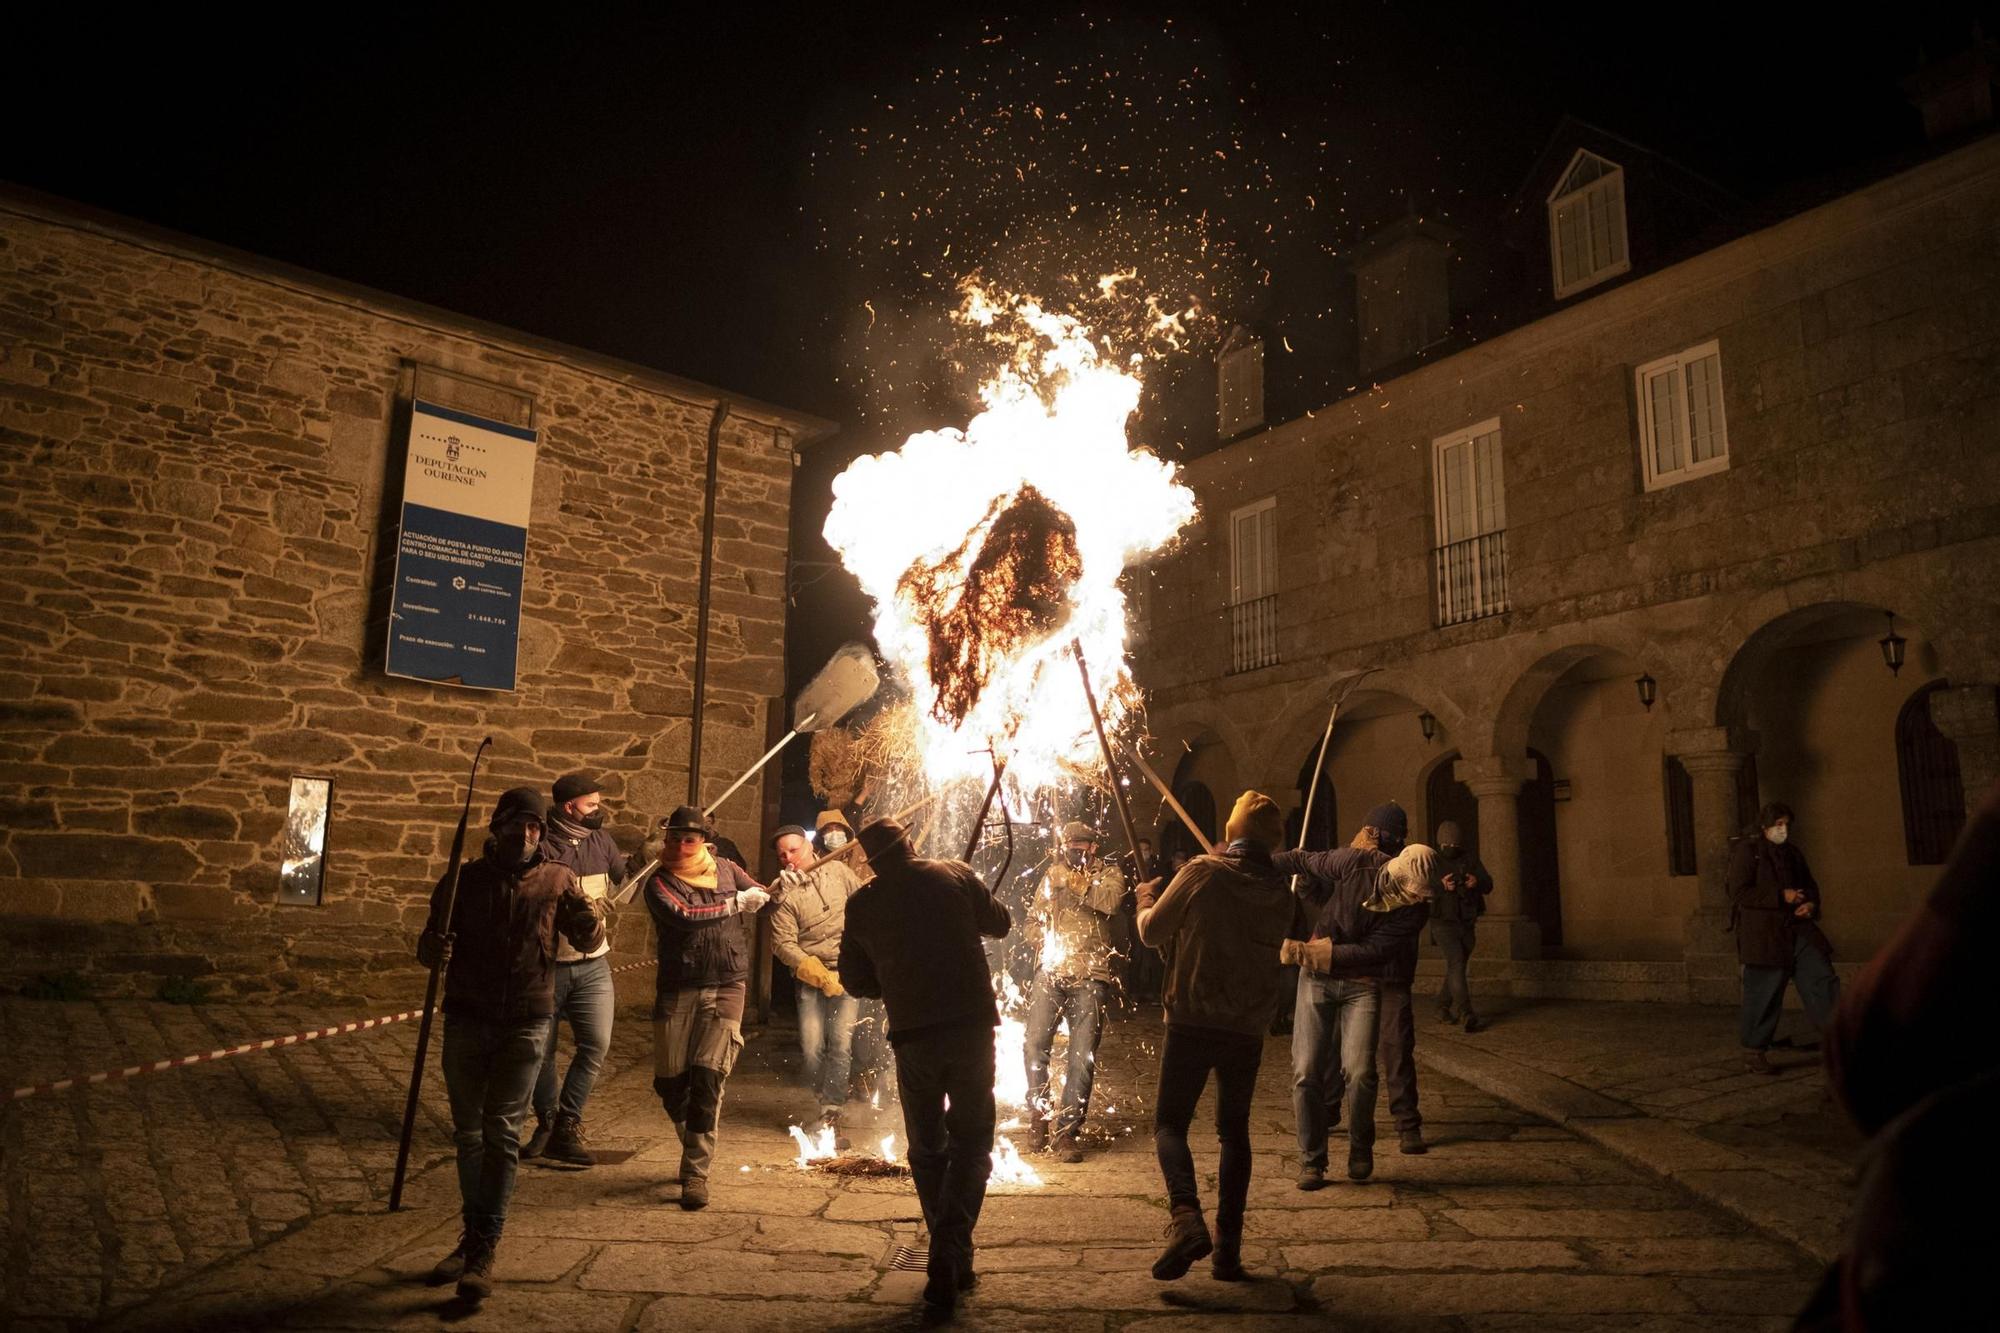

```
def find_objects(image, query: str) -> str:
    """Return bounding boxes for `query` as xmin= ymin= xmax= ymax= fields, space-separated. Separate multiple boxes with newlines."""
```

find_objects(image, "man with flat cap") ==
xmin=1022 ymin=820 xmax=1127 ymax=1161
xmin=417 ymin=786 xmax=606 ymax=1301
xmin=525 ymin=771 xmax=628 ymax=1168
xmin=769 ymin=821 xmax=866 ymax=1147
xmin=838 ymin=817 xmax=1012 ymax=1317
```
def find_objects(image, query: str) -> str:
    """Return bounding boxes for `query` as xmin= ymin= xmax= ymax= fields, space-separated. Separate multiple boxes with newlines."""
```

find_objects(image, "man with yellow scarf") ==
xmin=640 ymin=805 xmax=770 ymax=1209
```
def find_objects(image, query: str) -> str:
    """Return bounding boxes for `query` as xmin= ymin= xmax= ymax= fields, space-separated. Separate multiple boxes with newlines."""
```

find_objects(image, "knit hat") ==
xmin=857 ymin=817 xmax=912 ymax=864
xmin=489 ymin=786 xmax=551 ymax=831
xmin=816 ymin=809 xmax=854 ymax=834
xmin=1061 ymin=821 xmax=1100 ymax=843
xmin=1362 ymin=801 xmax=1408 ymax=845
xmin=1365 ymin=843 xmax=1439 ymax=912
xmin=1224 ymin=791 xmax=1286 ymax=850
xmin=770 ymin=823 xmax=809 ymax=848
xmin=552 ymin=771 xmax=601 ymax=806
xmin=663 ymin=805 xmax=709 ymax=835
xmin=1436 ymin=820 xmax=1463 ymax=848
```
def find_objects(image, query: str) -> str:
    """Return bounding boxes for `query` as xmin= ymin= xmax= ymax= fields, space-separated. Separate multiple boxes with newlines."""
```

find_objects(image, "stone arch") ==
xmin=1489 ymin=628 xmax=1660 ymax=767
xmin=1712 ymin=597 xmax=1927 ymax=732
xmin=1262 ymin=665 xmax=1472 ymax=794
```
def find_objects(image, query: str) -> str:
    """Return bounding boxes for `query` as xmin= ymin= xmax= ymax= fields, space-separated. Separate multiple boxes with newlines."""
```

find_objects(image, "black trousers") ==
xmin=1153 ymin=1024 xmax=1262 ymax=1244
xmin=894 ymin=1023 xmax=997 ymax=1286
xmin=1377 ymin=980 xmax=1422 ymax=1133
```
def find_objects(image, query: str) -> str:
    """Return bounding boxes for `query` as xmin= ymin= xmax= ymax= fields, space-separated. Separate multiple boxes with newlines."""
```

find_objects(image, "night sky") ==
xmin=5 ymin=3 xmax=1984 ymax=773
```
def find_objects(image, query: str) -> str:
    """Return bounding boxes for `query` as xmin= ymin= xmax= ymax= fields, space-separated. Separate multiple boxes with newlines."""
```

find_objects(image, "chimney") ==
xmin=1351 ymin=207 xmax=1456 ymax=378
xmin=1901 ymin=28 xmax=1999 ymax=140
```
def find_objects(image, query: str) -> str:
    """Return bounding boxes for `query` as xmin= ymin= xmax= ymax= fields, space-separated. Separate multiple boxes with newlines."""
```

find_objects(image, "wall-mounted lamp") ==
xmin=1879 ymin=612 xmax=1907 ymax=677
xmin=1418 ymin=711 xmax=1437 ymax=742
xmin=1636 ymin=673 xmax=1657 ymax=712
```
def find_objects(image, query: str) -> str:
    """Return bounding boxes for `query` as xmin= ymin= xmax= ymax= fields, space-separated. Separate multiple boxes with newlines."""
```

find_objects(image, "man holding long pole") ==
xmin=419 ymin=787 xmax=605 ymax=1301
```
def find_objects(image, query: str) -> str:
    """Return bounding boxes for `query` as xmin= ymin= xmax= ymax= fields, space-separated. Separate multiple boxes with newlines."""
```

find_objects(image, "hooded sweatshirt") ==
xmin=1137 ymin=839 xmax=1310 ymax=1038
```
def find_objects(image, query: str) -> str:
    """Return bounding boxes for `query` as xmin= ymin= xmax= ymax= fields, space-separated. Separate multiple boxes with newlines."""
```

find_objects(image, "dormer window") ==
xmin=1217 ymin=328 xmax=1264 ymax=440
xmin=1548 ymin=149 xmax=1629 ymax=299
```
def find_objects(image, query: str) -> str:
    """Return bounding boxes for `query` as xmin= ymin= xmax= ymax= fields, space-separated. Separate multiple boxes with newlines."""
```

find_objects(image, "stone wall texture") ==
xmin=1132 ymin=133 xmax=2000 ymax=996
xmin=0 ymin=194 xmax=827 ymax=997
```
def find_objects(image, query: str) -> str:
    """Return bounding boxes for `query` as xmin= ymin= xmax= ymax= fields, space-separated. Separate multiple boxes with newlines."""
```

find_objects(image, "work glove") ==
xmin=775 ymin=867 xmax=809 ymax=897
xmin=1279 ymin=937 xmax=1333 ymax=972
xmin=1134 ymin=877 xmax=1163 ymax=912
xmin=417 ymin=930 xmax=453 ymax=970
xmin=735 ymin=885 xmax=771 ymax=915
xmin=794 ymin=955 xmax=844 ymax=997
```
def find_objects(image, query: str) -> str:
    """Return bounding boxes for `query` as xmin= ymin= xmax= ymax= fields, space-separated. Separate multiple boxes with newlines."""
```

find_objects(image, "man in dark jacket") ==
xmin=526 ymin=770 xmax=628 ymax=1168
xmin=1427 ymin=821 xmax=1492 ymax=1033
xmin=1726 ymin=801 xmax=1839 ymax=1075
xmin=1275 ymin=802 xmax=1429 ymax=1181
xmin=838 ymin=817 xmax=1011 ymax=1317
xmin=1137 ymin=792 xmax=1309 ymax=1283
xmin=417 ymin=786 xmax=605 ymax=1300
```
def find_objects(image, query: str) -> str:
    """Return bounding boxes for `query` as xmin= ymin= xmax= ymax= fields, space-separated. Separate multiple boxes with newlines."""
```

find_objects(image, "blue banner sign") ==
xmin=385 ymin=400 xmax=538 ymax=691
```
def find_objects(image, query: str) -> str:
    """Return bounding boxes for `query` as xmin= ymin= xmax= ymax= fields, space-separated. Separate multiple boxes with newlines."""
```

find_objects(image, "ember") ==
xmin=897 ymin=485 xmax=1082 ymax=728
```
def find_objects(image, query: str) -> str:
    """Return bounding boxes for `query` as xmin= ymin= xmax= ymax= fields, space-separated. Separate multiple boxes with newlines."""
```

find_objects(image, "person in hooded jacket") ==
xmin=1022 ymin=820 xmax=1127 ymax=1161
xmin=1427 ymin=821 xmax=1493 ymax=1033
xmin=1137 ymin=792 xmax=1310 ymax=1283
xmin=1726 ymin=801 xmax=1840 ymax=1075
xmin=417 ymin=786 xmax=606 ymax=1301
xmin=769 ymin=822 xmax=866 ymax=1146
xmin=642 ymin=805 xmax=771 ymax=1209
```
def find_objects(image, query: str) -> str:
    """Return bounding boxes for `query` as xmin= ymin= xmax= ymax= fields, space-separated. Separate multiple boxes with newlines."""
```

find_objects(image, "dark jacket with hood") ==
xmin=540 ymin=814 xmax=627 ymax=964
xmin=420 ymin=845 xmax=606 ymax=1025
xmin=1138 ymin=839 xmax=1310 ymax=1038
xmin=1725 ymin=833 xmax=1831 ymax=969
xmin=838 ymin=852 xmax=1011 ymax=1045
xmin=1427 ymin=833 xmax=1492 ymax=926
xmin=644 ymin=856 xmax=762 ymax=992
xmin=1274 ymin=846 xmax=1425 ymax=983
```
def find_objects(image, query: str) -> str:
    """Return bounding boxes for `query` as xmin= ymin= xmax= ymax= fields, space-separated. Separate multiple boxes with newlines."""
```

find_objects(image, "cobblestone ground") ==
xmin=4 ymin=993 xmax=1833 ymax=1331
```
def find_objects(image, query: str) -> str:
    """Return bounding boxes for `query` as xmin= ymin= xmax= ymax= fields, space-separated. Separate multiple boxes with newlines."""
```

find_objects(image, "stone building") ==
xmin=0 ymin=190 xmax=832 ymax=996
xmin=1132 ymin=127 xmax=2000 ymax=1002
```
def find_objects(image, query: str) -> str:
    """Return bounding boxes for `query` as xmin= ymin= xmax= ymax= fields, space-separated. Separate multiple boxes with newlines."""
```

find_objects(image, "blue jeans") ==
xmin=1024 ymin=975 xmax=1108 ymax=1137
xmin=533 ymin=954 xmax=615 ymax=1123
xmin=796 ymin=985 xmax=861 ymax=1111
xmin=1740 ymin=934 xmax=1842 ymax=1050
xmin=441 ymin=1013 xmax=550 ymax=1239
xmin=1292 ymin=972 xmax=1381 ymax=1169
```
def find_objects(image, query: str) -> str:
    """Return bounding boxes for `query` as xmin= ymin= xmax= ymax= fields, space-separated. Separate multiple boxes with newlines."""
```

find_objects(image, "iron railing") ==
xmin=1434 ymin=531 xmax=1509 ymax=626
xmin=1229 ymin=594 xmax=1279 ymax=674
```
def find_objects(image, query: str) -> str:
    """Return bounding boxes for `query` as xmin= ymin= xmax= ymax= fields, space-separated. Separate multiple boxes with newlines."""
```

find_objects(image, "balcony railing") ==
xmin=1229 ymin=594 xmax=1279 ymax=674
xmin=1434 ymin=530 xmax=1509 ymax=626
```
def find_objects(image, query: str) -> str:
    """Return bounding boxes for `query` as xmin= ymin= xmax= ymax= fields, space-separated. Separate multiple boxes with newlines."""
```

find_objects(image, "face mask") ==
xmin=1764 ymin=826 xmax=1789 ymax=845
xmin=1440 ymin=846 xmax=1460 ymax=858
xmin=576 ymin=809 xmax=607 ymax=831
xmin=823 ymin=829 xmax=849 ymax=850
xmin=498 ymin=830 xmax=539 ymax=866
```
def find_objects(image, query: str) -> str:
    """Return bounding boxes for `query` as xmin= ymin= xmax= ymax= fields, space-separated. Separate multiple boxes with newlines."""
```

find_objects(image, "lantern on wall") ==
xmin=1879 ymin=612 xmax=1907 ymax=677
xmin=1418 ymin=711 xmax=1437 ymax=742
xmin=1635 ymin=673 xmax=1657 ymax=712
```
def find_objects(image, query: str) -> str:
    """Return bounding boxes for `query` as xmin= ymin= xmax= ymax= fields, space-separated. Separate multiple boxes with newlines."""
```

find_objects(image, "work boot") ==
xmin=427 ymin=1231 xmax=473 ymax=1285
xmin=521 ymin=1115 xmax=553 ymax=1160
xmin=1744 ymin=1048 xmax=1779 ymax=1076
xmin=680 ymin=1175 xmax=710 ymax=1210
xmin=1296 ymin=1165 xmax=1326 ymax=1191
xmin=455 ymin=1236 xmax=496 ymax=1301
xmin=1151 ymin=1206 xmax=1213 ymax=1280
xmin=1053 ymin=1131 xmax=1083 ymax=1164
xmin=1399 ymin=1129 xmax=1428 ymax=1155
xmin=1027 ymin=1113 xmax=1049 ymax=1153
xmin=823 ymin=1106 xmax=851 ymax=1153
xmin=542 ymin=1112 xmax=594 ymax=1167
xmin=1347 ymin=1143 xmax=1374 ymax=1182
xmin=1211 ymin=1232 xmax=1246 ymax=1282
xmin=1438 ymin=1007 xmax=1459 ymax=1025
xmin=921 ymin=1271 xmax=957 ymax=1315
xmin=1463 ymin=1015 xmax=1486 ymax=1034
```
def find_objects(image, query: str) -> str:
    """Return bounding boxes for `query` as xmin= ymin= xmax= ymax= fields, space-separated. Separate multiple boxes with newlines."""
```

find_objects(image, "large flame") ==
xmin=824 ymin=282 xmax=1197 ymax=794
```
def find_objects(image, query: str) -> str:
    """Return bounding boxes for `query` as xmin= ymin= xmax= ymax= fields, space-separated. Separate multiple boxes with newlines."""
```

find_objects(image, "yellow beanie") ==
xmin=1225 ymin=791 xmax=1286 ymax=849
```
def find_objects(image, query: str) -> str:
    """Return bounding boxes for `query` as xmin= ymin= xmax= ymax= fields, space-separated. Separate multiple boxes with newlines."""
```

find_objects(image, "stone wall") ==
xmin=1132 ymin=132 xmax=2000 ymax=994
xmin=0 ymin=195 xmax=827 ymax=997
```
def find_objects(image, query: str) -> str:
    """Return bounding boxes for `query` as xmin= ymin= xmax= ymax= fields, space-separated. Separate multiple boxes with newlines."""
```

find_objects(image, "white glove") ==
xmin=776 ymin=868 xmax=808 ymax=895
xmin=735 ymin=885 xmax=771 ymax=914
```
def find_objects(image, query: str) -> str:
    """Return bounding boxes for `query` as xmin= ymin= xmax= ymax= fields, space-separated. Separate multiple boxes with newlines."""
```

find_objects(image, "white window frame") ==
xmin=1547 ymin=149 xmax=1631 ymax=300
xmin=1431 ymin=419 xmax=1508 ymax=624
xmin=1228 ymin=496 xmax=1276 ymax=606
xmin=1635 ymin=339 xmax=1730 ymax=492
xmin=1217 ymin=334 xmax=1265 ymax=440
xmin=1431 ymin=418 xmax=1506 ymax=546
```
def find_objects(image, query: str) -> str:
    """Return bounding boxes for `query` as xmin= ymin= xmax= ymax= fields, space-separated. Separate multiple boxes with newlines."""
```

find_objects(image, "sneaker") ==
xmin=1296 ymin=1166 xmax=1326 ymax=1191
xmin=521 ymin=1116 xmax=553 ymax=1160
xmin=1347 ymin=1144 xmax=1374 ymax=1181
xmin=1210 ymin=1238 xmax=1246 ymax=1282
xmin=1463 ymin=1016 xmax=1486 ymax=1034
xmin=455 ymin=1239 xmax=495 ymax=1301
xmin=1399 ymin=1129 xmax=1428 ymax=1156
xmin=427 ymin=1232 xmax=472 ymax=1285
xmin=542 ymin=1112 xmax=595 ymax=1168
xmin=1053 ymin=1132 xmax=1083 ymax=1164
xmin=1150 ymin=1208 xmax=1213 ymax=1281
xmin=823 ymin=1107 xmax=851 ymax=1153
xmin=680 ymin=1176 xmax=710 ymax=1211
xmin=1744 ymin=1049 xmax=1779 ymax=1076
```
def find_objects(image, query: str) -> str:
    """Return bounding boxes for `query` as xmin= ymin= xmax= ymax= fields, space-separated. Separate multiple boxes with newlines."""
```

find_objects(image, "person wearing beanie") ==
xmin=838 ymin=817 xmax=1012 ymax=1315
xmin=1273 ymin=802 xmax=1429 ymax=1185
xmin=416 ymin=786 xmax=606 ymax=1301
xmin=1023 ymin=820 xmax=1128 ymax=1161
xmin=1136 ymin=790 xmax=1310 ymax=1284
xmin=525 ymin=771 xmax=629 ymax=1168
xmin=1427 ymin=822 xmax=1493 ymax=1033
xmin=768 ymin=821 xmax=866 ymax=1146
xmin=640 ymin=805 xmax=771 ymax=1210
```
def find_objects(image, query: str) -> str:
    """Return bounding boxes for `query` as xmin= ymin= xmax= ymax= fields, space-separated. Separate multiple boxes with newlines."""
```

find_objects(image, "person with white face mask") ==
xmin=1726 ymin=801 xmax=1841 ymax=1074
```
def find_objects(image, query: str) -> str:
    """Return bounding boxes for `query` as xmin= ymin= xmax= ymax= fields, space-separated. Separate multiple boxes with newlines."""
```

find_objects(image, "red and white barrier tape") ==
xmin=5 ymin=958 xmax=660 ymax=1103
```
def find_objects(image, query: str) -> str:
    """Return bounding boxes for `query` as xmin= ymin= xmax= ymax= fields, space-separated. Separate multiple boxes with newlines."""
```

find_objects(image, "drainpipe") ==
xmin=688 ymin=400 xmax=730 ymax=804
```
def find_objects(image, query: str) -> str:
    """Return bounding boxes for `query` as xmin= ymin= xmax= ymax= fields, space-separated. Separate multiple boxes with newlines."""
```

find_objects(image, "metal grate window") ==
xmin=1433 ymin=531 xmax=1509 ymax=625
xmin=1897 ymin=682 xmax=1967 ymax=865
xmin=1229 ymin=594 xmax=1279 ymax=674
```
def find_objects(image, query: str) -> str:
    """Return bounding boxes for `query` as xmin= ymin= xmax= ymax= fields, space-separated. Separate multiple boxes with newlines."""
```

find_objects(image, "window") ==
xmin=1548 ymin=150 xmax=1630 ymax=299
xmin=1636 ymin=340 xmax=1729 ymax=489
xmin=1432 ymin=420 xmax=1508 ymax=625
xmin=1217 ymin=329 xmax=1264 ymax=440
xmin=1897 ymin=681 xmax=1967 ymax=864
xmin=1228 ymin=497 xmax=1278 ymax=672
